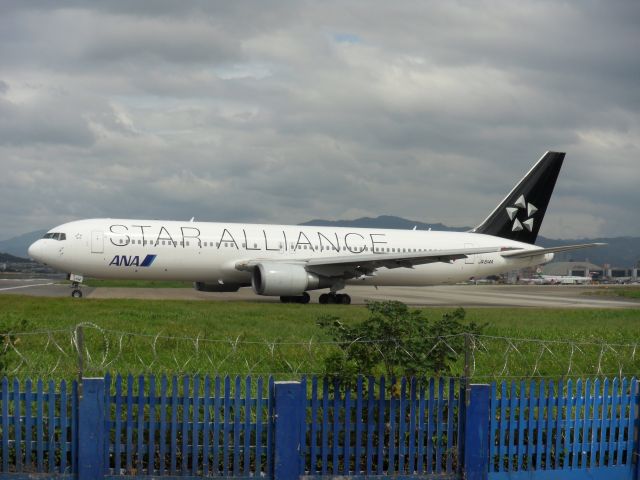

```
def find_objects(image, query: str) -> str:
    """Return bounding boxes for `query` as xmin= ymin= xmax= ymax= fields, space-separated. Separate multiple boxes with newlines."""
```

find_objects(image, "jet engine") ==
xmin=251 ymin=262 xmax=332 ymax=296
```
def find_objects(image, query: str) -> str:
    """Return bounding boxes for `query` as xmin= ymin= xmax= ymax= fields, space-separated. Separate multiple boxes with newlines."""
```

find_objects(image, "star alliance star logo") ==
xmin=506 ymin=194 xmax=537 ymax=232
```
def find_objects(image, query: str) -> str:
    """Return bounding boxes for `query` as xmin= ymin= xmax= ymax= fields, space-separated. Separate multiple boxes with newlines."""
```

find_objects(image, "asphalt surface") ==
xmin=1 ymin=275 xmax=638 ymax=308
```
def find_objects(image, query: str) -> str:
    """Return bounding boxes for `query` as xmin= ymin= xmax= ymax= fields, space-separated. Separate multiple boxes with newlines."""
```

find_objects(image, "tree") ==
xmin=318 ymin=301 xmax=484 ymax=380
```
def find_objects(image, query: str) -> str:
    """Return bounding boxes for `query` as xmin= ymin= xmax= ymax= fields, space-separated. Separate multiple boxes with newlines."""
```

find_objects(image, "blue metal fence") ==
xmin=488 ymin=377 xmax=639 ymax=480
xmin=303 ymin=376 xmax=461 ymax=477
xmin=0 ymin=375 xmax=638 ymax=479
xmin=104 ymin=374 xmax=274 ymax=477
xmin=0 ymin=377 xmax=77 ymax=477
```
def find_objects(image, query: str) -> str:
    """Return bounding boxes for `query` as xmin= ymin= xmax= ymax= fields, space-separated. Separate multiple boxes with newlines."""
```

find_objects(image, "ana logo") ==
xmin=109 ymin=254 xmax=157 ymax=267
xmin=505 ymin=194 xmax=537 ymax=232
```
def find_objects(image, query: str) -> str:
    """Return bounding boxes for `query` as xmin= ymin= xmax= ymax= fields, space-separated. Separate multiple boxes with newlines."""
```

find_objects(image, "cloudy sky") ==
xmin=1 ymin=1 xmax=638 ymax=240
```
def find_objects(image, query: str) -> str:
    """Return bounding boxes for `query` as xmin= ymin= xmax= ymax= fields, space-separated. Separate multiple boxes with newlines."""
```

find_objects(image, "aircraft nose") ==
xmin=28 ymin=240 xmax=43 ymax=262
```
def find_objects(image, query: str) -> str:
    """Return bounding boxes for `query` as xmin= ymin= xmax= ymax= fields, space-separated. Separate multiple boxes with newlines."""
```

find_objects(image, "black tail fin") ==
xmin=472 ymin=151 xmax=564 ymax=244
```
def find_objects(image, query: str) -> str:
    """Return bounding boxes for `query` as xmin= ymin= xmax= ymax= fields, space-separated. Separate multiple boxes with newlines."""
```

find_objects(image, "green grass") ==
xmin=585 ymin=286 xmax=640 ymax=300
xmin=0 ymin=295 xmax=638 ymax=380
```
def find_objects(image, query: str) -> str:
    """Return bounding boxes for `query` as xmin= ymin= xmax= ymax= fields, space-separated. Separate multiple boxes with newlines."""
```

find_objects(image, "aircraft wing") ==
xmin=236 ymin=246 xmax=503 ymax=279
xmin=500 ymin=242 xmax=606 ymax=259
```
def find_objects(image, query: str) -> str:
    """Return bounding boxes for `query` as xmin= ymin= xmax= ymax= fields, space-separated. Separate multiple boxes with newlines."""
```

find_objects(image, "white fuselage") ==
xmin=28 ymin=218 xmax=552 ymax=289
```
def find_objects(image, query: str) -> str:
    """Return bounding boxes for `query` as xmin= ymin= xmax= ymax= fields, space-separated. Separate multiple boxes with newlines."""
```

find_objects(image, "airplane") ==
xmin=28 ymin=151 xmax=604 ymax=304
xmin=521 ymin=272 xmax=595 ymax=285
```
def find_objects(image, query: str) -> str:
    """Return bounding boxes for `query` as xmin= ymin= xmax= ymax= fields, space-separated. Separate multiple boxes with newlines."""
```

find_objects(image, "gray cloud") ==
xmin=0 ymin=0 xmax=639 ymax=241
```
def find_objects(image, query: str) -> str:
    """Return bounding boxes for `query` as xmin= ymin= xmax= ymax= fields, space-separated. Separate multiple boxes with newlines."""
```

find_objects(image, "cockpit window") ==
xmin=43 ymin=232 xmax=66 ymax=241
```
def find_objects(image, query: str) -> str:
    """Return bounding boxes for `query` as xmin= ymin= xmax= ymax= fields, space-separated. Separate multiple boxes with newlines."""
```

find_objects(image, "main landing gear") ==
xmin=280 ymin=292 xmax=311 ymax=304
xmin=319 ymin=293 xmax=351 ymax=305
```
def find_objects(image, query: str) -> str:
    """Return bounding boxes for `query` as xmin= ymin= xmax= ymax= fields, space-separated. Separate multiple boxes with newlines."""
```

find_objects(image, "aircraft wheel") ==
xmin=280 ymin=296 xmax=290 ymax=303
xmin=71 ymin=289 xmax=83 ymax=298
xmin=300 ymin=292 xmax=311 ymax=304
xmin=341 ymin=294 xmax=351 ymax=305
xmin=319 ymin=293 xmax=329 ymax=304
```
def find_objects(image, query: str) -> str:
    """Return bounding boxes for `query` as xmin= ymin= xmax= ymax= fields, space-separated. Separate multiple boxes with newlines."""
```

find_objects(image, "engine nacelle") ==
xmin=193 ymin=281 xmax=243 ymax=292
xmin=251 ymin=262 xmax=331 ymax=296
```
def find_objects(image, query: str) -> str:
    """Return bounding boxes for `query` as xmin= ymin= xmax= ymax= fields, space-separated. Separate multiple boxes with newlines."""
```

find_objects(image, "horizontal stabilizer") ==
xmin=500 ymin=242 xmax=606 ymax=259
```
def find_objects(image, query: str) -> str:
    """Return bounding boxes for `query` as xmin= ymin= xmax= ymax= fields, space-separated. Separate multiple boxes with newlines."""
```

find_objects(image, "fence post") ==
xmin=458 ymin=380 xmax=467 ymax=476
xmin=463 ymin=384 xmax=490 ymax=480
xmin=273 ymin=381 xmax=306 ymax=480
xmin=78 ymin=378 xmax=105 ymax=480
xmin=634 ymin=379 xmax=639 ymax=480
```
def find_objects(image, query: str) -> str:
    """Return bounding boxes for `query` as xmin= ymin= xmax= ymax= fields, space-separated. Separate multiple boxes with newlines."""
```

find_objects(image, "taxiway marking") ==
xmin=0 ymin=282 xmax=55 ymax=291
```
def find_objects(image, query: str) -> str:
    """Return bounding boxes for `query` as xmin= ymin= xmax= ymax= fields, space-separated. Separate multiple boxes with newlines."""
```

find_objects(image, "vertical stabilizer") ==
xmin=472 ymin=151 xmax=564 ymax=244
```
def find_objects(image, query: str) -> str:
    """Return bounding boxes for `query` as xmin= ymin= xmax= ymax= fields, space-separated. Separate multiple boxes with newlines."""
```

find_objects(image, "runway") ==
xmin=1 ymin=276 xmax=638 ymax=308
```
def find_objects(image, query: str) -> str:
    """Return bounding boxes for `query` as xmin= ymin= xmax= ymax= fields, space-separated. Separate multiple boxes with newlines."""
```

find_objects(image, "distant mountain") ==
xmin=536 ymin=236 xmax=640 ymax=268
xmin=301 ymin=215 xmax=469 ymax=232
xmin=301 ymin=215 xmax=640 ymax=268
xmin=0 ymin=229 xmax=46 ymax=258
xmin=0 ymin=252 xmax=31 ymax=263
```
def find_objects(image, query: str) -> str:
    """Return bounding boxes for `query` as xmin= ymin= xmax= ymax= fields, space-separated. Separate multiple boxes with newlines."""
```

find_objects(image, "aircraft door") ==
xmin=464 ymin=243 xmax=475 ymax=264
xmin=91 ymin=231 xmax=104 ymax=254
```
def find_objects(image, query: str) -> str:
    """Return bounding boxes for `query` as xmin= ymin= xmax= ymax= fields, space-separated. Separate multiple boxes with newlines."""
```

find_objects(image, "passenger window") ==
xmin=186 ymin=241 xmax=190 ymax=246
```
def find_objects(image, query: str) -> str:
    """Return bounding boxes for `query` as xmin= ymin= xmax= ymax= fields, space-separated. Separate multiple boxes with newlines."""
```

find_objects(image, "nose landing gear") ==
xmin=68 ymin=273 xmax=84 ymax=298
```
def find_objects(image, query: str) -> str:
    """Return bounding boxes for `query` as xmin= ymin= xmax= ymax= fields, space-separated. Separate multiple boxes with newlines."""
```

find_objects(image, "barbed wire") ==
xmin=1 ymin=324 xmax=639 ymax=380
xmin=6 ymin=325 xmax=640 ymax=348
